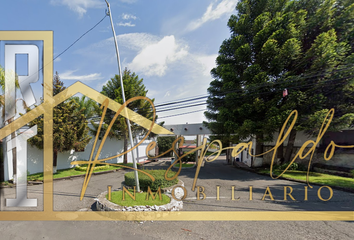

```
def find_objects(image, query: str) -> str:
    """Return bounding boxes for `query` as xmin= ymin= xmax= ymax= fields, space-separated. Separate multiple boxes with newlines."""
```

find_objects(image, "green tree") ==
xmin=71 ymin=95 xmax=98 ymax=119
xmin=26 ymin=72 xmax=92 ymax=172
xmin=91 ymin=68 xmax=156 ymax=164
xmin=205 ymin=0 xmax=354 ymax=164
xmin=157 ymin=136 xmax=176 ymax=157
xmin=0 ymin=65 xmax=21 ymax=181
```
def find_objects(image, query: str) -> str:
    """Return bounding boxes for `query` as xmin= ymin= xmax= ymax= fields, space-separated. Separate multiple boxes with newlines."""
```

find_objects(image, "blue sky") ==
xmin=0 ymin=0 xmax=237 ymax=125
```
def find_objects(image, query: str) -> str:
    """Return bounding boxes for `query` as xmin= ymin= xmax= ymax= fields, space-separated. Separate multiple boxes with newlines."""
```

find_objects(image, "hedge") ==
xmin=124 ymin=169 xmax=178 ymax=191
xmin=75 ymin=164 xmax=109 ymax=172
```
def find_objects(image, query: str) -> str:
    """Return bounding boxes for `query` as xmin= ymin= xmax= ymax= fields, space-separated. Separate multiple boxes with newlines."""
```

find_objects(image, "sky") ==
xmin=0 ymin=0 xmax=237 ymax=125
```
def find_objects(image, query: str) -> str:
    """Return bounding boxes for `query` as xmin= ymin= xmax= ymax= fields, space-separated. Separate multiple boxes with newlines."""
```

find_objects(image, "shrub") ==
xmin=297 ymin=163 xmax=308 ymax=171
xmin=275 ymin=162 xmax=299 ymax=171
xmin=75 ymin=164 xmax=109 ymax=172
xmin=182 ymin=152 xmax=196 ymax=162
xmin=125 ymin=169 xmax=178 ymax=191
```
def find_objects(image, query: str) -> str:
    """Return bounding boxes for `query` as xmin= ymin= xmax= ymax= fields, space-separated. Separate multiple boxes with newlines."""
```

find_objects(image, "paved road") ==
xmin=0 ymin=158 xmax=354 ymax=239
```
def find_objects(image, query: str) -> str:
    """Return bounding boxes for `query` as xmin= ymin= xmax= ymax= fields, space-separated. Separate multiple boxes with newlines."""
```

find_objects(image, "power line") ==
xmin=153 ymin=63 xmax=354 ymax=109
xmin=158 ymin=109 xmax=206 ymax=119
xmin=36 ymin=14 xmax=107 ymax=74
xmin=155 ymin=96 xmax=207 ymax=108
xmin=154 ymin=94 xmax=208 ymax=107
xmin=156 ymin=100 xmax=207 ymax=110
xmin=53 ymin=15 xmax=108 ymax=61
xmin=155 ymin=75 xmax=352 ymax=113
xmin=156 ymin=103 xmax=207 ymax=113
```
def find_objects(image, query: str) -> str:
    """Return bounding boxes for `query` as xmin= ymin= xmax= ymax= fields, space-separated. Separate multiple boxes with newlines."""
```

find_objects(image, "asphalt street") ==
xmin=0 ymin=157 xmax=354 ymax=239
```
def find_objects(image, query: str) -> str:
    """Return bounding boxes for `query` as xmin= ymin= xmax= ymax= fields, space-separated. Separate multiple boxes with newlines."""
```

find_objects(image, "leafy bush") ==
xmin=75 ymin=164 xmax=109 ymax=171
xmin=182 ymin=152 xmax=196 ymax=162
xmin=275 ymin=162 xmax=299 ymax=171
xmin=297 ymin=163 xmax=308 ymax=171
xmin=125 ymin=169 xmax=178 ymax=191
xmin=157 ymin=136 xmax=176 ymax=157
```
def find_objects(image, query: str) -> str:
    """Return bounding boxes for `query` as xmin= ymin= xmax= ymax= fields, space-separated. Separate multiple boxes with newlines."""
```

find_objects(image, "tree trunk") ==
xmin=252 ymin=134 xmax=263 ymax=167
xmin=53 ymin=149 xmax=58 ymax=173
xmin=255 ymin=135 xmax=263 ymax=155
xmin=284 ymin=129 xmax=297 ymax=163
xmin=277 ymin=127 xmax=284 ymax=164
xmin=123 ymin=136 xmax=128 ymax=164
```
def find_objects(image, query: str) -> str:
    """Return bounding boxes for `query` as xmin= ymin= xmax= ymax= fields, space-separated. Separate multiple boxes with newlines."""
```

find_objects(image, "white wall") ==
xmin=4 ymin=133 xmax=157 ymax=181
xmin=264 ymin=131 xmax=318 ymax=147
xmin=232 ymin=138 xmax=256 ymax=167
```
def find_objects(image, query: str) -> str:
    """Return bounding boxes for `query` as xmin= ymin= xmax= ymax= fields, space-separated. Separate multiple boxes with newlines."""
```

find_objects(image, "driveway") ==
xmin=0 ymin=157 xmax=354 ymax=239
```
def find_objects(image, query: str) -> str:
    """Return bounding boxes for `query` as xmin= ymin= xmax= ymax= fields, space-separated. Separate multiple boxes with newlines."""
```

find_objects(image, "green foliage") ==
xmin=75 ymin=164 xmax=109 ymax=171
xmin=91 ymin=68 xmax=157 ymax=163
xmin=107 ymin=189 xmax=170 ymax=207
xmin=274 ymin=162 xmax=307 ymax=171
xmin=205 ymin=0 xmax=354 ymax=161
xmin=71 ymin=95 xmax=98 ymax=119
xmin=124 ymin=169 xmax=178 ymax=191
xmin=157 ymin=136 xmax=176 ymax=157
xmin=182 ymin=151 xmax=196 ymax=162
xmin=260 ymin=169 xmax=354 ymax=190
xmin=25 ymin=72 xmax=92 ymax=167
xmin=74 ymin=162 xmax=141 ymax=171
xmin=275 ymin=162 xmax=299 ymax=170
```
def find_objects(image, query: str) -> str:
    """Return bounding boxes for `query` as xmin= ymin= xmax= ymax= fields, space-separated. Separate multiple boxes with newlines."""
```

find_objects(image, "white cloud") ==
xmin=50 ymin=0 xmax=105 ymax=17
xmin=61 ymin=70 xmax=103 ymax=81
xmin=122 ymin=13 xmax=137 ymax=20
xmin=116 ymin=33 xmax=160 ymax=51
xmin=187 ymin=0 xmax=236 ymax=31
xmin=128 ymin=35 xmax=189 ymax=76
xmin=117 ymin=22 xmax=136 ymax=27
xmin=196 ymin=54 xmax=217 ymax=76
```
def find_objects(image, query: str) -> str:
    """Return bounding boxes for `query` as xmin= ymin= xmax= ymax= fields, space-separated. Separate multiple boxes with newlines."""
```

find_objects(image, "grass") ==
xmin=205 ymin=151 xmax=216 ymax=156
xmin=0 ymin=181 xmax=13 ymax=187
xmin=259 ymin=169 xmax=354 ymax=190
xmin=174 ymin=163 xmax=194 ymax=168
xmin=27 ymin=163 xmax=139 ymax=181
xmin=107 ymin=189 xmax=170 ymax=207
xmin=125 ymin=169 xmax=178 ymax=191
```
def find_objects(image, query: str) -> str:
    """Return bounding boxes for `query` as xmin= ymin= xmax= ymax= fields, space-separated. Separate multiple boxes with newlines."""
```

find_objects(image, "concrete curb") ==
xmin=95 ymin=181 xmax=185 ymax=211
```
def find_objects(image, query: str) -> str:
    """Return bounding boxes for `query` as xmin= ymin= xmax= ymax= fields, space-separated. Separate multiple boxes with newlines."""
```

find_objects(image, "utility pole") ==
xmin=105 ymin=0 xmax=140 ymax=192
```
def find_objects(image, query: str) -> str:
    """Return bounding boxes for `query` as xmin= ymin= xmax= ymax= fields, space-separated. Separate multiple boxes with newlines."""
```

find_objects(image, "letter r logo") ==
xmin=4 ymin=44 xmax=39 ymax=121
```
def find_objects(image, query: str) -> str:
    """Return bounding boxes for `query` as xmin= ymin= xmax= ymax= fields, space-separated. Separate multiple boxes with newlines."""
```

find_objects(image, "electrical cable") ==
xmin=53 ymin=15 xmax=108 ymax=62
xmin=158 ymin=109 xmax=207 ymax=119
xmin=153 ymin=63 xmax=354 ymax=109
xmin=156 ymin=75 xmax=352 ymax=113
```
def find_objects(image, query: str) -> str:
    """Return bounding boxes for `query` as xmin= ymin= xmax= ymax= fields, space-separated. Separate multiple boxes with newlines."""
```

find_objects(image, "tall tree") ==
xmin=91 ymin=68 xmax=156 ymax=164
xmin=71 ymin=95 xmax=98 ymax=119
xmin=26 ymin=72 xmax=92 ymax=172
xmin=205 ymin=0 xmax=354 ymax=164
xmin=0 ymin=65 xmax=21 ymax=182
xmin=157 ymin=136 xmax=176 ymax=157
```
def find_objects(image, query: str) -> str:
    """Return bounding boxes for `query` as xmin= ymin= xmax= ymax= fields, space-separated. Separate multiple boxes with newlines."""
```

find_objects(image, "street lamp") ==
xmin=105 ymin=0 xmax=140 ymax=192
